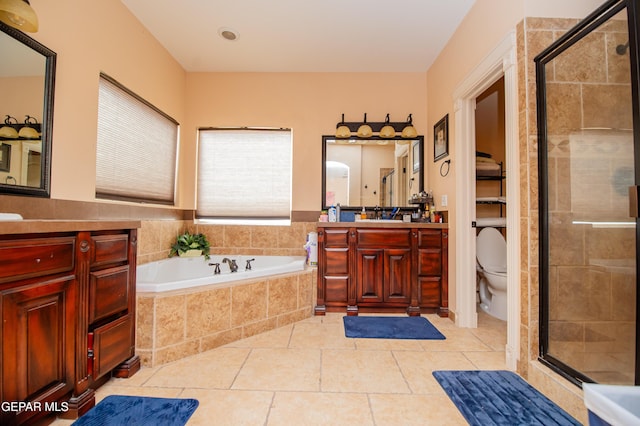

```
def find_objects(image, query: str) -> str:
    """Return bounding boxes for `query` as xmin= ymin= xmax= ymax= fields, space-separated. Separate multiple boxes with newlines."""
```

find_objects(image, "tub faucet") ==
xmin=245 ymin=258 xmax=255 ymax=270
xmin=222 ymin=258 xmax=238 ymax=272
xmin=208 ymin=262 xmax=221 ymax=274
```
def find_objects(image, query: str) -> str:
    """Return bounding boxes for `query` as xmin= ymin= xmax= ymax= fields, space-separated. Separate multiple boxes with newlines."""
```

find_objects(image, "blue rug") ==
xmin=343 ymin=316 xmax=446 ymax=339
xmin=433 ymin=370 xmax=581 ymax=426
xmin=72 ymin=395 xmax=199 ymax=426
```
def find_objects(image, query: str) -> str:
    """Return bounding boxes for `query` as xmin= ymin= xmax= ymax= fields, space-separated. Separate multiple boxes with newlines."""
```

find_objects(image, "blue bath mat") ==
xmin=72 ymin=395 xmax=199 ymax=426
xmin=433 ymin=370 xmax=581 ymax=426
xmin=343 ymin=316 xmax=446 ymax=339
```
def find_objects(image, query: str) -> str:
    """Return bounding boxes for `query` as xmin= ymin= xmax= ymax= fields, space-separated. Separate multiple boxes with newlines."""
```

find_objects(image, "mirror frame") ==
xmin=321 ymin=135 xmax=424 ymax=210
xmin=0 ymin=21 xmax=56 ymax=198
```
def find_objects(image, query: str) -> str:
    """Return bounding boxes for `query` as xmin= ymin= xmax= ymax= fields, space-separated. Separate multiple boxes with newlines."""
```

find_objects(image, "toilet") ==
xmin=476 ymin=227 xmax=507 ymax=321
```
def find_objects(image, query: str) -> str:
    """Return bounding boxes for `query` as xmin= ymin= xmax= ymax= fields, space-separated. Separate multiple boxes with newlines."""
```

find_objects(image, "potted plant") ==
xmin=169 ymin=231 xmax=210 ymax=259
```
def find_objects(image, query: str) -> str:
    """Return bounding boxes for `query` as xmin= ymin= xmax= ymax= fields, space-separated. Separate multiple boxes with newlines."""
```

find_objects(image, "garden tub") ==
xmin=137 ymin=255 xmax=307 ymax=292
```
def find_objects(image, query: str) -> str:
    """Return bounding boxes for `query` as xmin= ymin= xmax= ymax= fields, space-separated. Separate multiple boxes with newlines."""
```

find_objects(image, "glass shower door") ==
xmin=536 ymin=0 xmax=638 ymax=385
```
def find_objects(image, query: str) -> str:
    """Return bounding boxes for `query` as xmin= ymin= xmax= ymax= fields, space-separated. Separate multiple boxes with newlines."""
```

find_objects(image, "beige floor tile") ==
xmin=354 ymin=337 xmax=425 ymax=351
xmin=268 ymin=391 xmax=373 ymax=425
xmin=227 ymin=324 xmax=294 ymax=348
xmin=94 ymin=384 xmax=183 ymax=400
xmin=289 ymin=322 xmax=356 ymax=349
xmin=144 ymin=347 xmax=251 ymax=389
xmin=394 ymin=351 xmax=477 ymax=394
xmin=179 ymin=389 xmax=273 ymax=426
xmin=369 ymin=393 xmax=468 ymax=425
xmin=57 ymin=311 xmax=514 ymax=426
xmin=321 ymin=349 xmax=411 ymax=393
xmin=232 ymin=348 xmax=321 ymax=391
xmin=463 ymin=350 xmax=508 ymax=370
xmin=420 ymin=328 xmax=492 ymax=352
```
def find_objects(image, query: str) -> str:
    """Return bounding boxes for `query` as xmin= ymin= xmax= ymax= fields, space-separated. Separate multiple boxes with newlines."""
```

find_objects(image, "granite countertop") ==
xmin=317 ymin=221 xmax=448 ymax=229
xmin=0 ymin=220 xmax=141 ymax=235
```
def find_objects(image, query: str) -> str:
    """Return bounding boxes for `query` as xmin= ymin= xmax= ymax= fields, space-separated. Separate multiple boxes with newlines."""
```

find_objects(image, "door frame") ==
xmin=453 ymin=31 xmax=520 ymax=370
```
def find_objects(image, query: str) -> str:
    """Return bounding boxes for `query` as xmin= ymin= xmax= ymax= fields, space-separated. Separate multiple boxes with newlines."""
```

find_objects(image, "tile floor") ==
xmin=53 ymin=312 xmax=507 ymax=425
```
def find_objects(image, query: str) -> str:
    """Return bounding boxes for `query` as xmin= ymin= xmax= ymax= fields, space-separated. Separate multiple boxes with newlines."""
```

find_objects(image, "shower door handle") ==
xmin=630 ymin=186 xmax=639 ymax=218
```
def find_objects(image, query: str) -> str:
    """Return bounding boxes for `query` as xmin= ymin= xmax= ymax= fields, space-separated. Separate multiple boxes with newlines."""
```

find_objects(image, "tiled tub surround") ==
xmin=136 ymin=268 xmax=316 ymax=367
xmin=135 ymin=220 xmax=318 ymax=367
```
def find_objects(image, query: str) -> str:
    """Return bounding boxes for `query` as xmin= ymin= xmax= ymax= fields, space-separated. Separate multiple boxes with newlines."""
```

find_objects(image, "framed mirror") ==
xmin=322 ymin=135 xmax=424 ymax=210
xmin=0 ymin=21 xmax=56 ymax=197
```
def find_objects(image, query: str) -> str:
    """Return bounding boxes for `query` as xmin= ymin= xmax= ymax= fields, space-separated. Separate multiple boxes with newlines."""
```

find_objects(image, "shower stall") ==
xmin=536 ymin=0 xmax=639 ymax=386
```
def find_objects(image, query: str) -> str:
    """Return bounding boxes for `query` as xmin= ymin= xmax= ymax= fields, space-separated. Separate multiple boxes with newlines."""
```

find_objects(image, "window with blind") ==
xmin=196 ymin=128 xmax=292 ymax=223
xmin=96 ymin=73 xmax=179 ymax=204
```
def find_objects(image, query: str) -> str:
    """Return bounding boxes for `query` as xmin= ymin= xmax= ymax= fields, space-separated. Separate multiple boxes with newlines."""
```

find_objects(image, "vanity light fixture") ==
xmin=0 ymin=115 xmax=18 ymax=139
xmin=218 ymin=27 xmax=239 ymax=41
xmin=17 ymin=115 xmax=39 ymax=138
xmin=335 ymin=113 xmax=350 ymax=138
xmin=335 ymin=113 xmax=419 ymax=138
xmin=356 ymin=113 xmax=373 ymax=138
xmin=401 ymin=114 xmax=418 ymax=138
xmin=0 ymin=0 xmax=38 ymax=33
xmin=379 ymin=114 xmax=396 ymax=138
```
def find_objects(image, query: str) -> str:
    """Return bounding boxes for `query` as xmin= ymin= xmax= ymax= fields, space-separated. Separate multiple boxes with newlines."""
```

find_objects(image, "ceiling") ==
xmin=121 ymin=0 xmax=476 ymax=73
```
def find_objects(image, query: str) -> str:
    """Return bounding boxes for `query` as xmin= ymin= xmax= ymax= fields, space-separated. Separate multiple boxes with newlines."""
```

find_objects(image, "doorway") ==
xmin=453 ymin=31 xmax=520 ymax=370
xmin=475 ymin=77 xmax=507 ymax=324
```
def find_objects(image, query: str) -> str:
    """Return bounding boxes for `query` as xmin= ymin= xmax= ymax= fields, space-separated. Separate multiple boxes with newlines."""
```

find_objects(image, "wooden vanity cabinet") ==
xmin=0 ymin=226 xmax=139 ymax=425
xmin=315 ymin=224 xmax=448 ymax=316
xmin=355 ymin=229 xmax=412 ymax=306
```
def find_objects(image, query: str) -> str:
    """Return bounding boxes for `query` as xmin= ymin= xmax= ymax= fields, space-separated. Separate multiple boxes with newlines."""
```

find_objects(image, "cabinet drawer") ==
xmin=324 ymin=276 xmax=348 ymax=303
xmin=323 ymin=228 xmax=349 ymax=247
xmin=356 ymin=229 xmax=411 ymax=248
xmin=418 ymin=230 xmax=442 ymax=248
xmin=89 ymin=266 xmax=130 ymax=324
xmin=0 ymin=237 xmax=75 ymax=283
xmin=91 ymin=234 xmax=129 ymax=268
xmin=418 ymin=249 xmax=442 ymax=275
xmin=323 ymin=248 xmax=349 ymax=275
xmin=419 ymin=277 xmax=441 ymax=307
xmin=90 ymin=314 xmax=133 ymax=380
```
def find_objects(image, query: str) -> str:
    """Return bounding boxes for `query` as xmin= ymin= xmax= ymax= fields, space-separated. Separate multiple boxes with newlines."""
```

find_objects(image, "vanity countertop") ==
xmin=317 ymin=221 xmax=448 ymax=229
xmin=0 ymin=220 xmax=141 ymax=235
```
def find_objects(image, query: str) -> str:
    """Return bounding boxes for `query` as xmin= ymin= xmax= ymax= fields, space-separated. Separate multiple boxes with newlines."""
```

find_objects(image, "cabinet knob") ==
xmin=80 ymin=240 xmax=90 ymax=253
xmin=35 ymin=258 xmax=41 ymax=263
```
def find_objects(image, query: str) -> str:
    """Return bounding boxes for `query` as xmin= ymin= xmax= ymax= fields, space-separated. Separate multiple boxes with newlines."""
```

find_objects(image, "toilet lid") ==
xmin=476 ymin=227 xmax=506 ymax=270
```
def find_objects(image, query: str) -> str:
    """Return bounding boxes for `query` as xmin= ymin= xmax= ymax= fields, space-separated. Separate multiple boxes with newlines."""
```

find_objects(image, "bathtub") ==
xmin=137 ymin=255 xmax=307 ymax=292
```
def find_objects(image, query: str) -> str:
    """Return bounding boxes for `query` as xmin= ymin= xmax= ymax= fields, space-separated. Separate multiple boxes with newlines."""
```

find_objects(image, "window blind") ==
xmin=196 ymin=128 xmax=292 ymax=220
xmin=96 ymin=74 xmax=178 ymax=204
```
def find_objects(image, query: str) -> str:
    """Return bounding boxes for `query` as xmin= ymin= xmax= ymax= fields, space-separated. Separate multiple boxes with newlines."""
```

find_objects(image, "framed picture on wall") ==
xmin=412 ymin=141 xmax=420 ymax=173
xmin=0 ymin=143 xmax=10 ymax=172
xmin=433 ymin=114 xmax=449 ymax=162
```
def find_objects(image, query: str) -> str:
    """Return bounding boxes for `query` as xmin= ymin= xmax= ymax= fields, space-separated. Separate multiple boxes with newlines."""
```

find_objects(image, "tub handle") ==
xmin=208 ymin=262 xmax=221 ymax=274
xmin=245 ymin=258 xmax=255 ymax=270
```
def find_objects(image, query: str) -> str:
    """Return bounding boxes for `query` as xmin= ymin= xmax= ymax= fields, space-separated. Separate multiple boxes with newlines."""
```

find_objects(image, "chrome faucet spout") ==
xmin=222 ymin=257 xmax=239 ymax=272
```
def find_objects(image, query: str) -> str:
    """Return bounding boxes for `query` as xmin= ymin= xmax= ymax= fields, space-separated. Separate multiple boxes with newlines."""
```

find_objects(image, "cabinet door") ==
xmin=384 ymin=248 xmax=411 ymax=303
xmin=1 ymin=276 xmax=75 ymax=424
xmin=356 ymin=248 xmax=384 ymax=303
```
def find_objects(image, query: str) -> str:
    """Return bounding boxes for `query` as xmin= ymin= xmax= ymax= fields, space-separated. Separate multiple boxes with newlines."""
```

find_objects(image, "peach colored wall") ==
xmin=28 ymin=0 xmax=187 ymax=204
xmin=0 ymin=76 xmax=43 ymax=120
xmin=183 ymin=72 xmax=427 ymax=211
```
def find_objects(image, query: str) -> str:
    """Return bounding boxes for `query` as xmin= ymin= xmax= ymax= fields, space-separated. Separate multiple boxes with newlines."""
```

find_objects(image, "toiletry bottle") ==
xmin=336 ymin=203 xmax=341 ymax=222
xmin=361 ymin=207 xmax=367 ymax=220
xmin=328 ymin=205 xmax=337 ymax=222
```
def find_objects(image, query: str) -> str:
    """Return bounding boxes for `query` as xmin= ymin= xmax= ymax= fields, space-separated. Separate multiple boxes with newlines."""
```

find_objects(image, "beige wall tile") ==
xmin=186 ymin=288 xmax=231 ymax=339
xmin=231 ymin=282 xmax=268 ymax=326
xmin=155 ymin=295 xmax=186 ymax=347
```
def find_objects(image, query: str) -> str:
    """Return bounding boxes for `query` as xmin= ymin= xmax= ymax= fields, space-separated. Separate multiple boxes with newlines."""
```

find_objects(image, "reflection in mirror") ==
xmin=322 ymin=135 xmax=424 ymax=210
xmin=0 ymin=21 xmax=55 ymax=197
